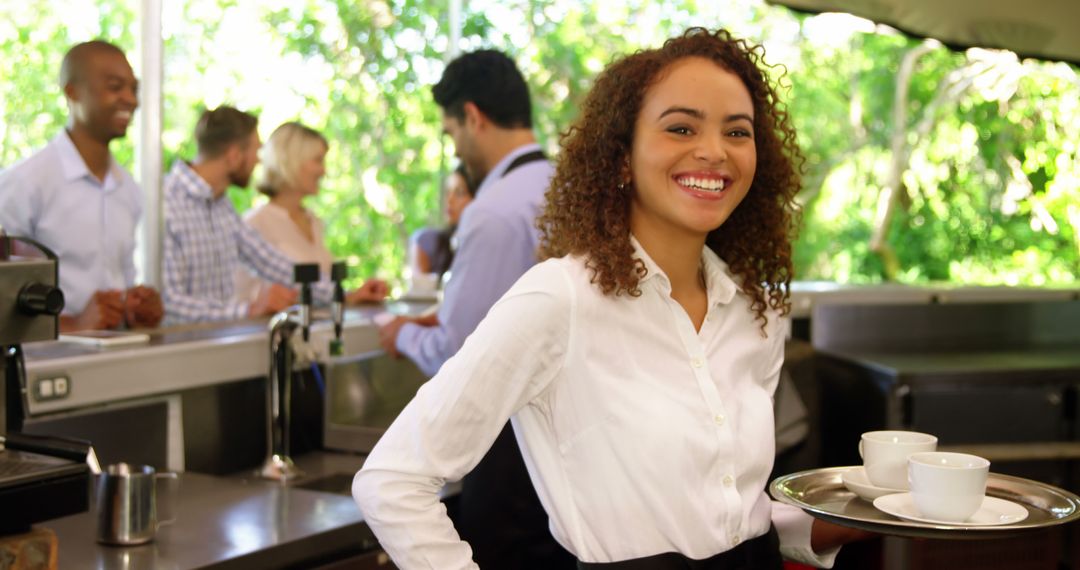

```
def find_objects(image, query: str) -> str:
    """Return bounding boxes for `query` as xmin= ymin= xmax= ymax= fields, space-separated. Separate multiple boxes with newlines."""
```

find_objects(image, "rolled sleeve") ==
xmin=354 ymin=262 xmax=573 ymax=570
xmin=773 ymin=502 xmax=840 ymax=568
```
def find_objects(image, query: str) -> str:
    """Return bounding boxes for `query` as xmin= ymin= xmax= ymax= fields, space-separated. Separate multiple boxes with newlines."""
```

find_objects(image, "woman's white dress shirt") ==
xmin=353 ymin=239 xmax=839 ymax=569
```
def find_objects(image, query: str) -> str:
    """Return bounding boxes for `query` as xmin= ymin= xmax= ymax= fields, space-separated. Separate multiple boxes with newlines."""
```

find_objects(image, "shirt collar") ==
xmin=53 ymin=130 xmax=120 ymax=190
xmin=170 ymin=160 xmax=216 ymax=202
xmin=475 ymin=142 xmax=543 ymax=196
xmin=630 ymin=234 xmax=739 ymax=306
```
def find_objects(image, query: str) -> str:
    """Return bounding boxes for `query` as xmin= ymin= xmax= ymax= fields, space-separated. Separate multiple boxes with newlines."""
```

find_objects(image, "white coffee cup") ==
xmin=859 ymin=430 xmax=937 ymax=490
xmin=409 ymin=271 xmax=439 ymax=295
xmin=908 ymin=451 xmax=989 ymax=522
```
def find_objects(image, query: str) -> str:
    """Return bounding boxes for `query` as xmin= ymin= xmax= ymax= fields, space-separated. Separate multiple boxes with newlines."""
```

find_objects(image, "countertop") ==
xmin=22 ymin=301 xmax=431 ymax=415
xmin=818 ymin=346 xmax=1080 ymax=379
xmin=788 ymin=282 xmax=1079 ymax=319
xmin=48 ymin=452 xmax=375 ymax=570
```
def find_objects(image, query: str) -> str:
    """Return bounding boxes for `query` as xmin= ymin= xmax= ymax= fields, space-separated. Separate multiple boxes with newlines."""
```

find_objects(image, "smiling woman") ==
xmin=538 ymin=28 xmax=802 ymax=326
xmin=353 ymin=27 xmax=869 ymax=570
xmin=628 ymin=57 xmax=758 ymax=258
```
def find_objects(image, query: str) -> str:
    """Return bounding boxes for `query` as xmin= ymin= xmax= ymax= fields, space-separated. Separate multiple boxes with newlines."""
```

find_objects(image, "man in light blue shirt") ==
xmin=378 ymin=56 xmax=551 ymax=378
xmin=376 ymin=49 xmax=573 ymax=570
xmin=0 ymin=40 xmax=162 ymax=331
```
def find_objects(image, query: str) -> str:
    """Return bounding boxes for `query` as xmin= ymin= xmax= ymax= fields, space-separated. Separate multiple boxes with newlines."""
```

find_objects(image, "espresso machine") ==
xmin=0 ymin=233 xmax=91 ymax=534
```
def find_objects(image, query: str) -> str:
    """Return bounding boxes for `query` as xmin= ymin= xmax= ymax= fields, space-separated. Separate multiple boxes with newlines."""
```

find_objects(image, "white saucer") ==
xmin=397 ymin=291 xmax=440 ymax=302
xmin=841 ymin=467 xmax=905 ymax=501
xmin=873 ymin=493 xmax=1029 ymax=526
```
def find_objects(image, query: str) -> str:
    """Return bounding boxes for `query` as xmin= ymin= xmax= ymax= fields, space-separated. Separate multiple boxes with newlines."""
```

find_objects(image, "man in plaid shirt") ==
xmin=162 ymin=106 xmax=326 ymax=323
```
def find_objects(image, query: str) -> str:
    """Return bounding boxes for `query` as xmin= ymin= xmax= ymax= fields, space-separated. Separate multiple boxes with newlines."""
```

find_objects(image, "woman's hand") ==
xmin=347 ymin=278 xmax=390 ymax=304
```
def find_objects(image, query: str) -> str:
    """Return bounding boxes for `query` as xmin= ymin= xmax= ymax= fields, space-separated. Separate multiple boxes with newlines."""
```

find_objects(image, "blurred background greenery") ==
xmin=2 ymin=0 xmax=1077 ymax=291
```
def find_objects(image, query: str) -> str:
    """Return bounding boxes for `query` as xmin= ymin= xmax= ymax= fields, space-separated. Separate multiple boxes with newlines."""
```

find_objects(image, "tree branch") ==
xmin=870 ymin=40 xmax=937 ymax=280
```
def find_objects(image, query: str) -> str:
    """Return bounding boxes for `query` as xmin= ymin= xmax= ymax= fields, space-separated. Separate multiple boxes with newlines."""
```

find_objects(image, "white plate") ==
xmin=841 ymin=466 xmax=905 ymax=501
xmin=59 ymin=330 xmax=150 ymax=347
xmin=397 ymin=290 xmax=440 ymax=302
xmin=873 ymin=493 xmax=1029 ymax=526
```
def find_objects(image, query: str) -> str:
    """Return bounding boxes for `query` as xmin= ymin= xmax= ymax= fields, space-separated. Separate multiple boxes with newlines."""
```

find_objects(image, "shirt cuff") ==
xmin=396 ymin=320 xmax=420 ymax=357
xmin=773 ymin=502 xmax=840 ymax=568
xmin=395 ymin=321 xmax=439 ymax=378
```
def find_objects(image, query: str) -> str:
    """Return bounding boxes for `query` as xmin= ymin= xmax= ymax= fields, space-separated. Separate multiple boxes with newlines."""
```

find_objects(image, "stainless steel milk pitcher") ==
xmin=95 ymin=462 xmax=178 ymax=545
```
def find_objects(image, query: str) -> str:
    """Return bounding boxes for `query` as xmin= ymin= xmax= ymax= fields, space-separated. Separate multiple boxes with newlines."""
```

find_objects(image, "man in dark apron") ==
xmin=377 ymin=49 xmax=574 ymax=569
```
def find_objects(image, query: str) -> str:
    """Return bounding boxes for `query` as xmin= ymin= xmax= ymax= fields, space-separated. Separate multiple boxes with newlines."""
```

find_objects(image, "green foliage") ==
xmin=3 ymin=1 xmax=1078 ymax=289
xmin=165 ymin=0 xmax=705 ymax=290
xmin=787 ymin=24 xmax=1080 ymax=285
xmin=0 ymin=1 xmax=136 ymax=170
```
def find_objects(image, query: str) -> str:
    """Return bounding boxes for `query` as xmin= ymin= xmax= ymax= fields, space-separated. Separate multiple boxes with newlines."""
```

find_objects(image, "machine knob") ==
xmin=17 ymin=282 xmax=65 ymax=316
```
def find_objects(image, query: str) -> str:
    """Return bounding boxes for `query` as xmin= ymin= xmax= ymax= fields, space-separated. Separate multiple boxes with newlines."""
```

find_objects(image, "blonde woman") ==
xmin=239 ymin=122 xmax=387 ymax=304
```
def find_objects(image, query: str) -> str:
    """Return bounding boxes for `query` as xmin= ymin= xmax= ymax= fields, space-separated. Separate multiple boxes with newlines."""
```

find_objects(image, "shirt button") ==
xmin=723 ymin=475 xmax=735 ymax=487
xmin=732 ymin=535 xmax=741 ymax=545
xmin=691 ymin=358 xmax=703 ymax=368
xmin=713 ymin=414 xmax=725 ymax=426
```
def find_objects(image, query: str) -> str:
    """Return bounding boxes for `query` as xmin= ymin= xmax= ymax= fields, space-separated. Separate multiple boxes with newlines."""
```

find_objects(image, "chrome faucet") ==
xmin=257 ymin=263 xmax=320 ymax=481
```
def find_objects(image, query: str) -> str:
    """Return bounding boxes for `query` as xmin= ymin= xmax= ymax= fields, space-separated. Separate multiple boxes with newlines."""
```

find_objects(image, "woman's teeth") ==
xmin=679 ymin=177 xmax=726 ymax=192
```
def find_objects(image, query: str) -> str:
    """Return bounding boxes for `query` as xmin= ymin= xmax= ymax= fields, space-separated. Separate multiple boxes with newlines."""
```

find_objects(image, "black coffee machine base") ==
xmin=0 ymin=467 xmax=89 ymax=535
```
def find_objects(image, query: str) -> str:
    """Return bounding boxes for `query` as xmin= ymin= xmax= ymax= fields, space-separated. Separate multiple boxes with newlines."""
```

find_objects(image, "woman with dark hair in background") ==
xmin=408 ymin=164 xmax=477 ymax=285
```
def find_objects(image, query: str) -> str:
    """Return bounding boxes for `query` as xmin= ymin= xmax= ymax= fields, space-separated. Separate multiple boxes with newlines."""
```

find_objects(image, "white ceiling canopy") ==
xmin=767 ymin=0 xmax=1080 ymax=66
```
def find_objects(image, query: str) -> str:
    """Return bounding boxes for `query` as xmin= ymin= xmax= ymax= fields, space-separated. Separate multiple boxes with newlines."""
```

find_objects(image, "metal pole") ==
xmin=449 ymin=0 xmax=463 ymax=59
xmin=137 ymin=0 xmax=164 ymax=287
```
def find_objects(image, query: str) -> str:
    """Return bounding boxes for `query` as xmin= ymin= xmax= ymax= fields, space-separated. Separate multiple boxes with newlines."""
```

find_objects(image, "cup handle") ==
xmin=155 ymin=472 xmax=180 ymax=527
xmin=858 ymin=440 xmax=864 ymax=460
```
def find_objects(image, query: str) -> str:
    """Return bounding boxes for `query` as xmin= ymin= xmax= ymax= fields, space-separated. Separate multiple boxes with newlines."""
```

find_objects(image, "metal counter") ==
xmin=49 ymin=453 xmax=381 ymax=570
xmin=818 ymin=347 xmax=1080 ymax=381
xmin=21 ymin=302 xmax=428 ymax=415
xmin=788 ymin=282 xmax=1079 ymax=319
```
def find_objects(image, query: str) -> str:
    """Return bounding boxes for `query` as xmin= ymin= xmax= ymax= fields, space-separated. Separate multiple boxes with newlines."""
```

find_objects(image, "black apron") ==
xmin=576 ymin=527 xmax=783 ymax=570
xmin=453 ymin=148 xmax=575 ymax=569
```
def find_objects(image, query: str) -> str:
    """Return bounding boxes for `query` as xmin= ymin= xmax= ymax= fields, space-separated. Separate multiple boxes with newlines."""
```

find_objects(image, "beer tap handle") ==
xmin=329 ymin=262 xmax=347 ymax=355
xmin=292 ymin=263 xmax=320 ymax=342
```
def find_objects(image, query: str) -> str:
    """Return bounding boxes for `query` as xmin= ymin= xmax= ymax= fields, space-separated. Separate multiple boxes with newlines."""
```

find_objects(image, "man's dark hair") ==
xmin=59 ymin=40 xmax=127 ymax=89
xmin=432 ymin=50 xmax=532 ymax=129
xmin=194 ymin=106 xmax=258 ymax=158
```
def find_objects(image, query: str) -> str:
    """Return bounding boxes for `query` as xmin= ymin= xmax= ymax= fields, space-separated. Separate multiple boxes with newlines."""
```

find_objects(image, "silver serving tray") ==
xmin=769 ymin=466 xmax=1080 ymax=540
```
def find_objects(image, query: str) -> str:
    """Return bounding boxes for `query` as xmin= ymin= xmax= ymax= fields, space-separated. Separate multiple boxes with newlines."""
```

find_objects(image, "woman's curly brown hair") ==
xmin=537 ymin=27 xmax=802 ymax=326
